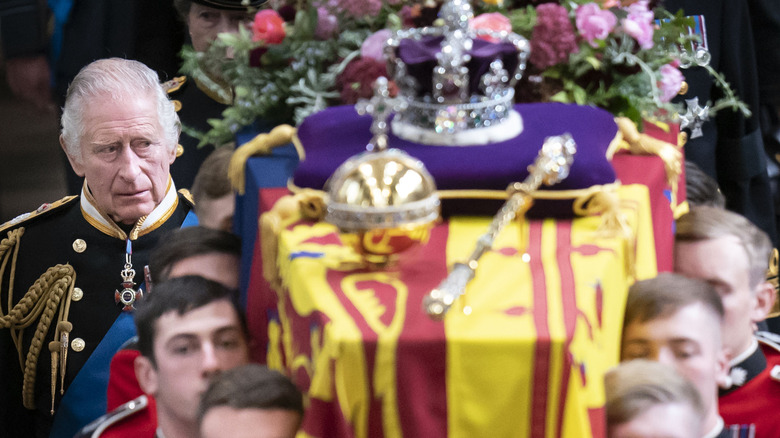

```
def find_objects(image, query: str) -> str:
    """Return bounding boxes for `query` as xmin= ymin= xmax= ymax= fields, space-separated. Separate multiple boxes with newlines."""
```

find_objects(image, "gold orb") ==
xmin=325 ymin=148 xmax=440 ymax=266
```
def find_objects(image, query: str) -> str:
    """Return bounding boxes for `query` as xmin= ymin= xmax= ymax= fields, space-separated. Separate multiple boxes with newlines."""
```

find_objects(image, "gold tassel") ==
xmin=614 ymin=117 xmax=682 ymax=189
xmin=572 ymin=188 xmax=636 ymax=278
xmin=48 ymin=341 xmax=60 ymax=415
xmin=767 ymin=248 xmax=780 ymax=318
xmin=227 ymin=125 xmax=298 ymax=195
xmin=58 ymin=321 xmax=72 ymax=394
xmin=260 ymin=191 xmax=328 ymax=290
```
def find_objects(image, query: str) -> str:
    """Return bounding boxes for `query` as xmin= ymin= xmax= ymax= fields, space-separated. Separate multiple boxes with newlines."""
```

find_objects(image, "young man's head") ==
xmin=605 ymin=359 xmax=705 ymax=438
xmin=675 ymin=206 xmax=776 ymax=357
xmin=148 ymin=225 xmax=241 ymax=289
xmin=198 ymin=363 xmax=303 ymax=438
xmin=191 ymin=146 xmax=235 ymax=232
xmin=134 ymin=276 xmax=250 ymax=437
xmin=621 ymin=273 xmax=728 ymax=433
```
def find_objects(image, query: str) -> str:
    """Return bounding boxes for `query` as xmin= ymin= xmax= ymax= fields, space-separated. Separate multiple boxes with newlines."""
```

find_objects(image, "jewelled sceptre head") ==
xmin=423 ymin=134 xmax=577 ymax=320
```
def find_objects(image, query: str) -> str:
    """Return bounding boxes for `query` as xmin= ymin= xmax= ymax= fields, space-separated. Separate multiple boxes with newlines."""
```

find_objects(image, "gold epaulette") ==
xmin=162 ymin=76 xmax=187 ymax=94
xmin=178 ymin=188 xmax=195 ymax=206
xmin=0 ymin=196 xmax=78 ymax=234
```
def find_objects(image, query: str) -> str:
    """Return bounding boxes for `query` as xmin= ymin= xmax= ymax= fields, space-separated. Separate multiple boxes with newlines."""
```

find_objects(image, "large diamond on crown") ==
xmin=384 ymin=0 xmax=530 ymax=146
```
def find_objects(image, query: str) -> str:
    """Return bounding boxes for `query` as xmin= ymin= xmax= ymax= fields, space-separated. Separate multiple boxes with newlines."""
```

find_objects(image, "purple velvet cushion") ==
xmin=293 ymin=103 xmax=618 ymax=217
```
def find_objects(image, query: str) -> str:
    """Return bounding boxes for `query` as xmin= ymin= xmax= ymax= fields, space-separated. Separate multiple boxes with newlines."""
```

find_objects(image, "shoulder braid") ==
xmin=0 ymin=227 xmax=76 ymax=413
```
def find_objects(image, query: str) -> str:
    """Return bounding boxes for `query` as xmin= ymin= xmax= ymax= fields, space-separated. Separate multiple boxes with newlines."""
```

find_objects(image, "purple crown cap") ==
xmin=381 ymin=0 xmax=530 ymax=138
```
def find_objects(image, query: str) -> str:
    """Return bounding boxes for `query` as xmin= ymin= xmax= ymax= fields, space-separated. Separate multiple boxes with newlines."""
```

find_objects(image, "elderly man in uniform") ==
xmin=0 ymin=58 xmax=194 ymax=438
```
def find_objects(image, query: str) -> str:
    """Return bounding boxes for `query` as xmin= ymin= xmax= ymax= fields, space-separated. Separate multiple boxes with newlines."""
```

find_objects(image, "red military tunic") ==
xmin=719 ymin=332 xmax=780 ymax=437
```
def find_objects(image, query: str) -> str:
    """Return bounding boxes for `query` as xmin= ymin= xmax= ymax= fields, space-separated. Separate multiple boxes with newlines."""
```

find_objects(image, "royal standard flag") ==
xmin=261 ymin=181 xmax=657 ymax=438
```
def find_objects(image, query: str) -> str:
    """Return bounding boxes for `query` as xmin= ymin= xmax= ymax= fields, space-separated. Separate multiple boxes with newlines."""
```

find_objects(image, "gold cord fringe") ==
xmin=0 ymin=228 xmax=76 ymax=412
xmin=260 ymin=190 xmax=327 ymax=290
xmin=614 ymin=117 xmax=683 ymax=195
xmin=228 ymin=125 xmax=300 ymax=195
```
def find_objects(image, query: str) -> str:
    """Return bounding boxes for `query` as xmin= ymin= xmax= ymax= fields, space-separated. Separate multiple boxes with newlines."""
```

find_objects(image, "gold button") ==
xmin=172 ymin=100 xmax=182 ymax=111
xmin=71 ymin=338 xmax=85 ymax=352
xmin=176 ymin=144 xmax=184 ymax=157
xmin=678 ymin=81 xmax=688 ymax=95
xmin=72 ymin=239 xmax=86 ymax=253
xmin=72 ymin=287 xmax=83 ymax=301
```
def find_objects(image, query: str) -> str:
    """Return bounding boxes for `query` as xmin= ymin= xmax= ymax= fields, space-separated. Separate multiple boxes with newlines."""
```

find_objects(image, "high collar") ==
xmin=720 ymin=338 xmax=765 ymax=396
xmin=80 ymin=177 xmax=179 ymax=240
xmin=703 ymin=417 xmax=726 ymax=438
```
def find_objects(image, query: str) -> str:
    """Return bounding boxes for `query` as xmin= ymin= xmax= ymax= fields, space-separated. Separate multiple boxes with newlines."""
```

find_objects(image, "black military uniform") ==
xmin=665 ymin=0 xmax=777 ymax=245
xmin=0 ymin=183 xmax=193 ymax=438
xmin=165 ymin=75 xmax=231 ymax=190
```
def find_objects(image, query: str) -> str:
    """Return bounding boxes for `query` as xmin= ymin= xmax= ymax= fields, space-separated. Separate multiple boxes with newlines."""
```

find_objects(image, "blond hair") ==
xmin=605 ymin=359 xmax=704 ymax=428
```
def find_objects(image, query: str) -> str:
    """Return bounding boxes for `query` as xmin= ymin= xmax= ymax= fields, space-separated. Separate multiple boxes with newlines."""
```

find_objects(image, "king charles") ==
xmin=0 ymin=58 xmax=195 ymax=438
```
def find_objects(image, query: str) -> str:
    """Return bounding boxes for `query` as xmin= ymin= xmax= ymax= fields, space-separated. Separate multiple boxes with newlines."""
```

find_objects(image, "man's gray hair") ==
xmin=60 ymin=58 xmax=180 ymax=161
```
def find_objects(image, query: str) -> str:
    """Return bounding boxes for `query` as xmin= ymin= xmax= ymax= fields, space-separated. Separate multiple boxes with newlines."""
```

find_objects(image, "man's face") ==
xmin=200 ymin=407 xmax=301 ymax=438
xmin=168 ymin=252 xmax=240 ymax=289
xmin=187 ymin=4 xmax=253 ymax=52
xmin=65 ymin=92 xmax=175 ymax=225
xmin=675 ymin=236 xmax=761 ymax=356
xmin=621 ymin=303 xmax=727 ymax=425
xmin=135 ymin=300 xmax=249 ymax=426
xmin=609 ymin=402 xmax=700 ymax=438
xmin=197 ymin=193 xmax=235 ymax=232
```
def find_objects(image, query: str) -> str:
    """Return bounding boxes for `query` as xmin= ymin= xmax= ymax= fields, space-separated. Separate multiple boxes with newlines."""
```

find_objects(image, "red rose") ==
xmin=252 ymin=10 xmax=286 ymax=45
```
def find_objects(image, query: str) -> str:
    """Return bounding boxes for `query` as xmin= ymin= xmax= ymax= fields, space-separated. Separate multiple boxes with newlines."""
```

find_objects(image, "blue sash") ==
xmin=49 ymin=210 xmax=198 ymax=437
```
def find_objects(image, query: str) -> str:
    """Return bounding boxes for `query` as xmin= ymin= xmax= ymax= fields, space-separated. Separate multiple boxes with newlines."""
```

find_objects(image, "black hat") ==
xmin=188 ymin=0 xmax=267 ymax=10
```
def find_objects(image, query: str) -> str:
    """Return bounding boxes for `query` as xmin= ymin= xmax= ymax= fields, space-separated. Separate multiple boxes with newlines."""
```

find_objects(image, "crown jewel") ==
xmin=384 ymin=0 xmax=531 ymax=145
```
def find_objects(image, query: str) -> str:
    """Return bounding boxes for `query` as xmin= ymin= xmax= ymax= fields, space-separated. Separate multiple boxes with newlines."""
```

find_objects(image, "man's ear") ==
xmin=168 ymin=143 xmax=178 ymax=165
xmin=134 ymin=355 xmax=159 ymax=396
xmin=752 ymin=281 xmax=776 ymax=323
xmin=60 ymin=135 xmax=85 ymax=177
xmin=715 ymin=345 xmax=731 ymax=389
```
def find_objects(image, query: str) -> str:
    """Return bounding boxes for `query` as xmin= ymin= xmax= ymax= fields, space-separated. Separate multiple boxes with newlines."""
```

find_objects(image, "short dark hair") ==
xmin=148 ymin=226 xmax=240 ymax=284
xmin=684 ymin=160 xmax=725 ymax=208
xmin=134 ymin=275 xmax=246 ymax=365
xmin=198 ymin=363 xmax=304 ymax=421
xmin=624 ymin=273 xmax=724 ymax=329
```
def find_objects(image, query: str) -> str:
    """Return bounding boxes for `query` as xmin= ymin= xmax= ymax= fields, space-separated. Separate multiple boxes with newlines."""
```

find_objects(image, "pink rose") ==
xmin=621 ymin=0 xmax=654 ymax=49
xmin=470 ymin=12 xmax=512 ymax=42
xmin=575 ymin=3 xmax=617 ymax=47
xmin=657 ymin=63 xmax=684 ymax=102
xmin=361 ymin=29 xmax=392 ymax=62
xmin=252 ymin=10 xmax=286 ymax=45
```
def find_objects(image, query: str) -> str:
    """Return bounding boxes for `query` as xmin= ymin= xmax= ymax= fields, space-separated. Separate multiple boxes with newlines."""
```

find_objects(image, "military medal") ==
xmin=679 ymin=15 xmax=710 ymax=68
xmin=115 ymin=239 xmax=143 ymax=311
xmin=680 ymin=97 xmax=710 ymax=139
